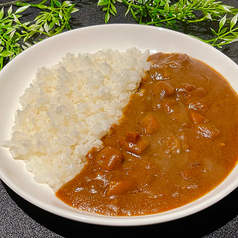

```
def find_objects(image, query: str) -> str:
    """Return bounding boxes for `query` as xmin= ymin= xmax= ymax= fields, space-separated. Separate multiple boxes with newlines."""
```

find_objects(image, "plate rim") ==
xmin=1 ymin=23 xmax=238 ymax=226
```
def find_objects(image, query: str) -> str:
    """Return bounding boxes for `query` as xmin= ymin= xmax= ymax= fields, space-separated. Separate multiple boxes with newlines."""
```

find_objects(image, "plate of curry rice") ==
xmin=1 ymin=24 xmax=238 ymax=226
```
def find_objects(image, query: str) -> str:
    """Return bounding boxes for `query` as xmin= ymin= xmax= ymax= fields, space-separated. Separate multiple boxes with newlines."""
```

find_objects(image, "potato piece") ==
xmin=106 ymin=180 xmax=137 ymax=196
xmin=125 ymin=138 xmax=149 ymax=155
xmin=152 ymin=81 xmax=174 ymax=101
xmin=97 ymin=146 xmax=123 ymax=171
xmin=196 ymin=124 xmax=220 ymax=138
xmin=190 ymin=112 xmax=208 ymax=124
xmin=141 ymin=114 xmax=160 ymax=135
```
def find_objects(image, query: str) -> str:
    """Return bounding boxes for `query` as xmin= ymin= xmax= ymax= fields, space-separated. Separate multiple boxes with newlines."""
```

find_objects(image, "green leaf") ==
xmin=71 ymin=8 xmax=79 ymax=14
xmin=231 ymin=31 xmax=238 ymax=37
xmin=66 ymin=4 xmax=75 ymax=15
xmin=219 ymin=27 xmax=228 ymax=35
xmin=9 ymin=29 xmax=16 ymax=39
xmin=22 ymin=21 xmax=31 ymax=27
xmin=111 ymin=3 xmax=117 ymax=14
xmin=0 ymin=51 xmax=14 ymax=57
xmin=44 ymin=22 xmax=49 ymax=33
xmin=24 ymin=32 xmax=35 ymax=42
xmin=25 ymin=42 xmax=32 ymax=47
xmin=49 ymin=21 xmax=55 ymax=30
xmin=35 ymin=18 xmax=44 ymax=26
xmin=50 ymin=0 xmax=55 ymax=7
xmin=47 ymin=15 xmax=52 ymax=22
xmin=4 ymin=26 xmax=14 ymax=34
xmin=15 ymin=5 xmax=30 ymax=14
xmin=210 ymin=28 xmax=217 ymax=36
xmin=35 ymin=14 xmax=44 ymax=21
xmin=164 ymin=0 xmax=169 ymax=15
xmin=22 ymin=45 xmax=28 ymax=50
xmin=62 ymin=1 xmax=72 ymax=7
xmin=59 ymin=10 xmax=63 ymax=19
xmin=0 ymin=39 xmax=5 ymax=46
xmin=7 ymin=6 xmax=12 ymax=15
xmin=0 ymin=8 xmax=4 ymax=20
xmin=219 ymin=15 xmax=227 ymax=31
xmin=1 ymin=18 xmax=12 ymax=24
xmin=204 ymin=12 xmax=212 ymax=21
xmin=54 ymin=1 xmax=62 ymax=7
xmin=230 ymin=14 xmax=238 ymax=30
xmin=13 ymin=14 xmax=21 ymax=24
xmin=105 ymin=12 xmax=110 ymax=23
xmin=54 ymin=19 xmax=60 ymax=26
xmin=6 ymin=27 xmax=16 ymax=37
xmin=219 ymin=5 xmax=232 ymax=13
xmin=28 ymin=24 xmax=38 ymax=31
xmin=110 ymin=8 xmax=116 ymax=15
xmin=98 ymin=0 xmax=109 ymax=6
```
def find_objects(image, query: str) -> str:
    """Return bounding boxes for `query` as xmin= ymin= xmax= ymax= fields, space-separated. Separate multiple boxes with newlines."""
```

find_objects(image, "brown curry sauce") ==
xmin=56 ymin=53 xmax=238 ymax=216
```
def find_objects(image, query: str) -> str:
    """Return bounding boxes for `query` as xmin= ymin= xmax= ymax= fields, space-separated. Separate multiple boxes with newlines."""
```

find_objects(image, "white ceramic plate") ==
xmin=1 ymin=24 xmax=238 ymax=226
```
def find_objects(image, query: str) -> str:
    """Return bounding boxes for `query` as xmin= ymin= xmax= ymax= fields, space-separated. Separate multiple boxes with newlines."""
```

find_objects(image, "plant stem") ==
xmin=0 ymin=1 xmax=31 ymax=6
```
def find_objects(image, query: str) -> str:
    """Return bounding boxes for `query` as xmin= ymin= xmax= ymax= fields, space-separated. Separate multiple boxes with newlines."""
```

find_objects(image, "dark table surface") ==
xmin=1 ymin=0 xmax=238 ymax=237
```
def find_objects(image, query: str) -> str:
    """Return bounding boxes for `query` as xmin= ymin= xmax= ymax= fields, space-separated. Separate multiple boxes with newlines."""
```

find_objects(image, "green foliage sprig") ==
xmin=98 ymin=0 xmax=117 ymax=22
xmin=97 ymin=0 xmax=238 ymax=47
xmin=204 ymin=14 xmax=238 ymax=47
xmin=0 ymin=0 xmax=78 ymax=70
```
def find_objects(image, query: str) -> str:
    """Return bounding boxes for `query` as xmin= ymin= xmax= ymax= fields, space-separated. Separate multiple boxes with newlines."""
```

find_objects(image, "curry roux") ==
xmin=56 ymin=53 xmax=238 ymax=216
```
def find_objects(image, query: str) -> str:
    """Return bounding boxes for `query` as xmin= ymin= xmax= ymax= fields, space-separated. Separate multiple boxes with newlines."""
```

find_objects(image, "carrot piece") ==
xmin=97 ymin=146 xmax=123 ymax=171
xmin=125 ymin=131 xmax=140 ymax=144
xmin=162 ymin=98 xmax=177 ymax=114
xmin=190 ymin=112 xmax=208 ymax=124
xmin=152 ymin=81 xmax=174 ymax=100
xmin=141 ymin=114 xmax=160 ymax=135
xmin=196 ymin=124 xmax=220 ymax=138
xmin=125 ymin=138 xmax=149 ymax=155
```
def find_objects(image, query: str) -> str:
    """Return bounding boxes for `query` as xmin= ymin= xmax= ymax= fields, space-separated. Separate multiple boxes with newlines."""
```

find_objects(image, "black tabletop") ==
xmin=1 ymin=0 xmax=238 ymax=237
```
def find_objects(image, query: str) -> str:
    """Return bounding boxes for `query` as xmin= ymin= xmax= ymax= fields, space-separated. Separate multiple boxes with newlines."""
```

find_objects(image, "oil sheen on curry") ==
xmin=56 ymin=52 xmax=238 ymax=216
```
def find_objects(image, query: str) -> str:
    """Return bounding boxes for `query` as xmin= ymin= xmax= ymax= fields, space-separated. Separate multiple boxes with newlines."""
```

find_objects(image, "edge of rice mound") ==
xmin=5 ymin=48 xmax=150 ymax=191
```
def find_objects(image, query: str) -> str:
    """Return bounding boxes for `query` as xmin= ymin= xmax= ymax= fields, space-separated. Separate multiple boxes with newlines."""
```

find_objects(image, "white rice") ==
xmin=5 ymin=48 xmax=150 ymax=191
